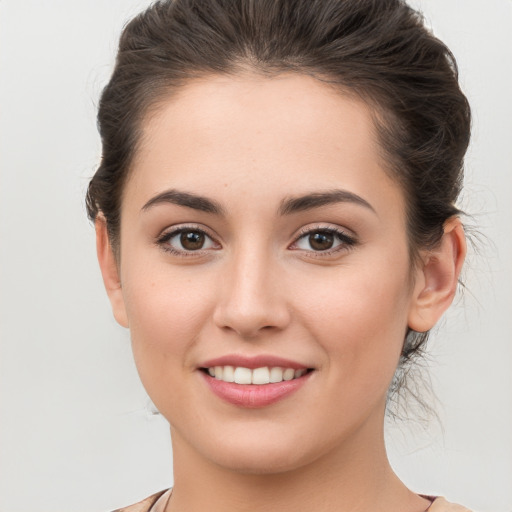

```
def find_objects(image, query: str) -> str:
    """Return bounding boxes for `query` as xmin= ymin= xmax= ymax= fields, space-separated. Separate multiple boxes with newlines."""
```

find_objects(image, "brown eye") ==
xmin=291 ymin=227 xmax=356 ymax=254
xmin=308 ymin=232 xmax=334 ymax=251
xmin=159 ymin=227 xmax=218 ymax=254
xmin=180 ymin=230 xmax=205 ymax=250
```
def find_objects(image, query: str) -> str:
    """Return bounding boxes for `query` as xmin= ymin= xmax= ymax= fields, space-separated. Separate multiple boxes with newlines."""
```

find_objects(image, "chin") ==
xmin=209 ymin=444 xmax=312 ymax=475
xmin=184 ymin=425 xmax=328 ymax=476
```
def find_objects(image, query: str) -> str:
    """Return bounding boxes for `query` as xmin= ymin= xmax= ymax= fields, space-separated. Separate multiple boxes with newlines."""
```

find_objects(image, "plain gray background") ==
xmin=1 ymin=1 xmax=511 ymax=511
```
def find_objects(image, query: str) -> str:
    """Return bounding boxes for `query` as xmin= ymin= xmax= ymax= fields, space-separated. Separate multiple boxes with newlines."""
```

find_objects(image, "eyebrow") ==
xmin=278 ymin=190 xmax=376 ymax=216
xmin=141 ymin=188 xmax=375 ymax=217
xmin=142 ymin=189 xmax=225 ymax=215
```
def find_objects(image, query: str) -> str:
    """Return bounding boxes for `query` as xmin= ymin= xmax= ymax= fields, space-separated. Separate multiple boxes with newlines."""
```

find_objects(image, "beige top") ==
xmin=428 ymin=497 xmax=473 ymax=512
xmin=112 ymin=489 xmax=169 ymax=512
xmin=113 ymin=489 xmax=473 ymax=512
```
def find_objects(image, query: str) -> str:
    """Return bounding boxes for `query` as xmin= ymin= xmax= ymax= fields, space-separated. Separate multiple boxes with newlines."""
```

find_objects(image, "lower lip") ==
xmin=201 ymin=371 xmax=311 ymax=408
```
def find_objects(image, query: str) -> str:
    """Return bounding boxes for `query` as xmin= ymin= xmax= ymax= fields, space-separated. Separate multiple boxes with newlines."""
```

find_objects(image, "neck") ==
xmin=166 ymin=411 xmax=429 ymax=512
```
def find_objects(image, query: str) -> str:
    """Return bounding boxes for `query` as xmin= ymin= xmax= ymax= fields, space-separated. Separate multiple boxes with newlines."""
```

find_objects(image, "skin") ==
xmin=96 ymin=73 xmax=466 ymax=512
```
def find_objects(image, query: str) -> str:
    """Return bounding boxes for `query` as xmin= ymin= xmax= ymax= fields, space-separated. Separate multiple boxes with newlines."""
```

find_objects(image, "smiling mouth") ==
xmin=201 ymin=366 xmax=313 ymax=385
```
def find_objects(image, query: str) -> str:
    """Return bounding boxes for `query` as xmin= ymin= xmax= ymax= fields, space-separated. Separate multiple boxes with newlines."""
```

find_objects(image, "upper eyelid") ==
xmin=158 ymin=223 xmax=217 ymax=239
xmin=292 ymin=224 xmax=356 ymax=241
xmin=289 ymin=225 xmax=358 ymax=253
xmin=156 ymin=225 xmax=221 ymax=257
xmin=156 ymin=224 xmax=221 ymax=250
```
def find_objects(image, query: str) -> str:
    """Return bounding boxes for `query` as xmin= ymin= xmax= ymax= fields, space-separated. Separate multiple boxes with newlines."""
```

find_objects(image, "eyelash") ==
xmin=155 ymin=224 xmax=357 ymax=257
xmin=156 ymin=225 xmax=220 ymax=257
xmin=290 ymin=225 xmax=358 ymax=256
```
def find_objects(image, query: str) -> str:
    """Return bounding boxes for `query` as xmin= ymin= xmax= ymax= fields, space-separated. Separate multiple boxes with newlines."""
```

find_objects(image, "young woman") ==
xmin=86 ymin=1 xmax=473 ymax=510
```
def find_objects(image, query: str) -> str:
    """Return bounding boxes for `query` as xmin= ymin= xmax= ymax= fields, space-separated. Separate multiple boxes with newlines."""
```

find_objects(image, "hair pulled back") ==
xmin=86 ymin=0 xmax=471 ymax=409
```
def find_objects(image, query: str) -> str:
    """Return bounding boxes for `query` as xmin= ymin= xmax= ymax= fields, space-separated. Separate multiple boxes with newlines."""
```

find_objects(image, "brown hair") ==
xmin=86 ymin=0 xmax=471 ymax=411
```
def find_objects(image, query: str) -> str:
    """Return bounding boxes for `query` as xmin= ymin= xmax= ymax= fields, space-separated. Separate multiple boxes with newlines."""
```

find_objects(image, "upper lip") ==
xmin=199 ymin=354 xmax=311 ymax=370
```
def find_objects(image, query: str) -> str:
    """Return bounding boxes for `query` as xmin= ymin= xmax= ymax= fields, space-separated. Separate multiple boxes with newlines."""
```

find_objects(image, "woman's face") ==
xmin=110 ymin=74 xmax=425 ymax=473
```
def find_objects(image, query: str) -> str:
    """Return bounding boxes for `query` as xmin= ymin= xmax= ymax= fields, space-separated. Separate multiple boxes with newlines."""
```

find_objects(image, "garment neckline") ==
xmin=149 ymin=489 xmax=172 ymax=512
xmin=150 ymin=490 xmax=438 ymax=512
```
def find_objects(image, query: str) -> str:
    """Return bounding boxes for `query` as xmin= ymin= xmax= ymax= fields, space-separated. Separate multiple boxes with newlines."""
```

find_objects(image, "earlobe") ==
xmin=408 ymin=217 xmax=467 ymax=333
xmin=95 ymin=217 xmax=129 ymax=328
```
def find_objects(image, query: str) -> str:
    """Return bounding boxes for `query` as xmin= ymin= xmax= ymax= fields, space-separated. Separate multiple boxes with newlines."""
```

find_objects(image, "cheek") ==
xmin=120 ymin=261 xmax=218 ymax=372
xmin=121 ymin=267 xmax=221 ymax=417
xmin=296 ymin=262 xmax=411 ymax=387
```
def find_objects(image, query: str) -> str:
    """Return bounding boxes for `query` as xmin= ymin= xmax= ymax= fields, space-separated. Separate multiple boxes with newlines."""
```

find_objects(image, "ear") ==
xmin=408 ymin=217 xmax=467 ymax=333
xmin=95 ymin=216 xmax=129 ymax=328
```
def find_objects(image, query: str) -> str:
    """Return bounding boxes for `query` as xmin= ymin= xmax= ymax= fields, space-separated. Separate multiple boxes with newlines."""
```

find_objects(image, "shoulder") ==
xmin=429 ymin=497 xmax=473 ymax=512
xmin=111 ymin=489 xmax=170 ymax=512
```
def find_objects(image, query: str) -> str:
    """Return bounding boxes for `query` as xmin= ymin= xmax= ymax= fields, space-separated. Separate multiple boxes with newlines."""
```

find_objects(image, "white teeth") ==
xmin=269 ymin=367 xmax=283 ymax=383
xmin=283 ymin=368 xmax=295 ymax=381
xmin=223 ymin=365 xmax=235 ymax=382
xmin=234 ymin=367 xmax=252 ymax=384
xmin=207 ymin=365 xmax=308 ymax=384
xmin=252 ymin=367 xmax=270 ymax=385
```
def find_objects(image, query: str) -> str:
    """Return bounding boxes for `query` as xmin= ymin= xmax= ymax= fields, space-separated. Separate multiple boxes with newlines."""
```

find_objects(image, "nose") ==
xmin=212 ymin=247 xmax=291 ymax=339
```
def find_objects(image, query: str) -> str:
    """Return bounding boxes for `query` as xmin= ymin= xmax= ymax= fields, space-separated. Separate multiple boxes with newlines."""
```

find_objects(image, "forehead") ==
xmin=126 ymin=73 xmax=405 ymax=220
